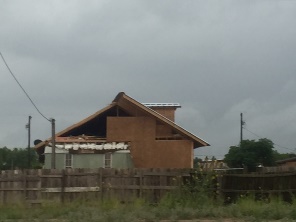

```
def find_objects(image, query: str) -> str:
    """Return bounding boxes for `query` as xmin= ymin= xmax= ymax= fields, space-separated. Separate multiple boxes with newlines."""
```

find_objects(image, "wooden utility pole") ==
xmin=51 ymin=118 xmax=56 ymax=169
xmin=240 ymin=113 xmax=244 ymax=145
xmin=27 ymin=116 xmax=32 ymax=168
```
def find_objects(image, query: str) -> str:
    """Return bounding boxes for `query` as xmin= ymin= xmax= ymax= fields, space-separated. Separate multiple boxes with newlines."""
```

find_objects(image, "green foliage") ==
xmin=193 ymin=157 xmax=201 ymax=168
xmin=0 ymin=146 xmax=41 ymax=170
xmin=273 ymin=150 xmax=296 ymax=162
xmin=224 ymin=138 xmax=275 ymax=171
xmin=2 ymin=177 xmax=296 ymax=221
xmin=159 ymin=170 xmax=220 ymax=209
xmin=2 ymin=175 xmax=296 ymax=221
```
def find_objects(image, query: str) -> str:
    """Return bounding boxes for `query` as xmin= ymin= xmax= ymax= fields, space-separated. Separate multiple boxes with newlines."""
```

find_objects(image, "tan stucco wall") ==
xmin=106 ymin=117 xmax=194 ymax=168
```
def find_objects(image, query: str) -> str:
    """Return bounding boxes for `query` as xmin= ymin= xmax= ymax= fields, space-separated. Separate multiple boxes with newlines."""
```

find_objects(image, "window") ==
xmin=65 ymin=153 xmax=73 ymax=168
xmin=104 ymin=152 xmax=112 ymax=168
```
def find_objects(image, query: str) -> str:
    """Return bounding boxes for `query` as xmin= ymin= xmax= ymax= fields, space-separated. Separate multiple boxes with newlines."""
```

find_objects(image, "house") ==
xmin=276 ymin=157 xmax=296 ymax=167
xmin=35 ymin=92 xmax=209 ymax=169
xmin=198 ymin=157 xmax=228 ymax=171
xmin=261 ymin=157 xmax=296 ymax=173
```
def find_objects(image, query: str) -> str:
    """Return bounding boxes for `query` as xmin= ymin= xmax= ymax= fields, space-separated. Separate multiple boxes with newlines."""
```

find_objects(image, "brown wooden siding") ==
xmin=155 ymin=124 xmax=173 ymax=138
xmin=106 ymin=117 xmax=193 ymax=168
xmin=106 ymin=117 xmax=156 ymax=142
xmin=278 ymin=161 xmax=296 ymax=167
xmin=150 ymin=108 xmax=176 ymax=121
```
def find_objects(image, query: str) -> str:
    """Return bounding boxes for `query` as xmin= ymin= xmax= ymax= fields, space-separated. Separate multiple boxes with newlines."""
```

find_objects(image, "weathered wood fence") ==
xmin=262 ymin=166 xmax=296 ymax=173
xmin=0 ymin=168 xmax=188 ymax=204
xmin=1 ymin=168 xmax=296 ymax=205
xmin=221 ymin=172 xmax=296 ymax=202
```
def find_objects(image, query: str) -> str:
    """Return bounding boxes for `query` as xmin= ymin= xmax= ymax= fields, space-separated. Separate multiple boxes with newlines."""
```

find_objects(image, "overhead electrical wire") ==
xmin=243 ymin=126 xmax=295 ymax=152
xmin=0 ymin=51 xmax=50 ymax=122
xmin=243 ymin=127 xmax=262 ymax=139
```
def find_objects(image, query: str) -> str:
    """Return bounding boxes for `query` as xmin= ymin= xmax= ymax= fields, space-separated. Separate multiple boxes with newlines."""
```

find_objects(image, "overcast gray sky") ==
xmin=1 ymin=0 xmax=296 ymax=159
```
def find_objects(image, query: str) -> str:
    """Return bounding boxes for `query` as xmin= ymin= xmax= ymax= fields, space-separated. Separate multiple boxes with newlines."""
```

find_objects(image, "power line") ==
xmin=243 ymin=127 xmax=262 ymax=139
xmin=0 ymin=52 xmax=50 ymax=122
xmin=243 ymin=126 xmax=295 ymax=152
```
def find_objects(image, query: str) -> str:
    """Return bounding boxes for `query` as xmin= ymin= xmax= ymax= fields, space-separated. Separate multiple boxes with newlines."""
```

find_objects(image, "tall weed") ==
xmin=1 ymin=172 xmax=296 ymax=221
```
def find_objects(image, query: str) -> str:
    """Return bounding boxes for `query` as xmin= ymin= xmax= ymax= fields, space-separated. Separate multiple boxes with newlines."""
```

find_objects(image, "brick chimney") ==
xmin=143 ymin=103 xmax=181 ymax=122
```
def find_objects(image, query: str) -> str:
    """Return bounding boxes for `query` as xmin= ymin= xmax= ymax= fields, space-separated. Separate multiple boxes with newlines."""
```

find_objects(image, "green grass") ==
xmin=1 ymin=173 xmax=296 ymax=221
xmin=1 ymin=196 xmax=296 ymax=221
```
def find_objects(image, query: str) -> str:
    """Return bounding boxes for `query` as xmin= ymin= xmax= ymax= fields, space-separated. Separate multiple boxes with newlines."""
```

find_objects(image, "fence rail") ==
xmin=0 ymin=168 xmax=187 ymax=204
xmin=1 ymin=168 xmax=296 ymax=204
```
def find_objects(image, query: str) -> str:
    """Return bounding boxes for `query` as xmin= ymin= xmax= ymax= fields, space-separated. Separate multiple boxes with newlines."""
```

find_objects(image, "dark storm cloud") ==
xmin=1 ymin=0 xmax=296 ymax=158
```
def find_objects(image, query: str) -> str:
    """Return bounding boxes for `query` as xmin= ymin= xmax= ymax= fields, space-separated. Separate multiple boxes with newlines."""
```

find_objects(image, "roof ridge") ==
xmin=35 ymin=92 xmax=209 ymax=150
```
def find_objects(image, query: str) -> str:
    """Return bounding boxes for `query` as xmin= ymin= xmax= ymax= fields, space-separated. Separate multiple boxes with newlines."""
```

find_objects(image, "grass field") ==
xmin=1 ymin=193 xmax=296 ymax=222
xmin=1 ymin=173 xmax=295 ymax=222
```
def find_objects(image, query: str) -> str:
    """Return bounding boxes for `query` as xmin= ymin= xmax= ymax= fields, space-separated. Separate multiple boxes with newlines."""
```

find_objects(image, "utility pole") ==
xmin=51 ymin=118 xmax=56 ymax=169
xmin=26 ymin=116 xmax=32 ymax=168
xmin=240 ymin=113 xmax=245 ymax=145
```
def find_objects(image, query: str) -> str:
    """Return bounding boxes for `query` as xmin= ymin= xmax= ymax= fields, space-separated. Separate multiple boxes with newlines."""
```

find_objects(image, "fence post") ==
xmin=216 ymin=173 xmax=223 ymax=200
xmin=99 ymin=168 xmax=103 ymax=202
xmin=23 ymin=169 xmax=27 ymax=202
xmin=0 ymin=171 xmax=2 ymax=204
xmin=60 ymin=169 xmax=66 ymax=203
xmin=139 ymin=169 xmax=143 ymax=199
xmin=36 ymin=169 xmax=42 ymax=203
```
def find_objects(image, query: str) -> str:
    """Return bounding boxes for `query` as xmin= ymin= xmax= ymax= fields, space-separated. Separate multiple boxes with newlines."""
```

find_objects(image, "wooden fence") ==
xmin=1 ymin=168 xmax=296 ymax=205
xmin=0 ymin=168 xmax=189 ymax=205
xmin=262 ymin=166 xmax=296 ymax=173
xmin=220 ymin=172 xmax=296 ymax=202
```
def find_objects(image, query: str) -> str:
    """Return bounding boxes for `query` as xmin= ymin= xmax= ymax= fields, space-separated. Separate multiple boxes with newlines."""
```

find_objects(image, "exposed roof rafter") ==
xmin=35 ymin=92 xmax=209 ymax=150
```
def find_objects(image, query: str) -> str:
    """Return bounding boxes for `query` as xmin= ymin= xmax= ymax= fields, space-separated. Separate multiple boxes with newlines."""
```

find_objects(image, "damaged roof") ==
xmin=35 ymin=92 xmax=209 ymax=150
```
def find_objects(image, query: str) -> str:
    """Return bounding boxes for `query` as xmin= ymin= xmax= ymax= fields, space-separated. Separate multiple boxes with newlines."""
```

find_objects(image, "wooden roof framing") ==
xmin=113 ymin=92 xmax=209 ymax=148
xmin=35 ymin=92 xmax=209 ymax=150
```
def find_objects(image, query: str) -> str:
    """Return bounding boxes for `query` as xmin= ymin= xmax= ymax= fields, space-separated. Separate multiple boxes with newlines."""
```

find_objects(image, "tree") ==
xmin=224 ymin=138 xmax=275 ymax=172
xmin=272 ymin=150 xmax=296 ymax=162
xmin=0 ymin=147 xmax=41 ymax=170
xmin=193 ymin=157 xmax=202 ymax=168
